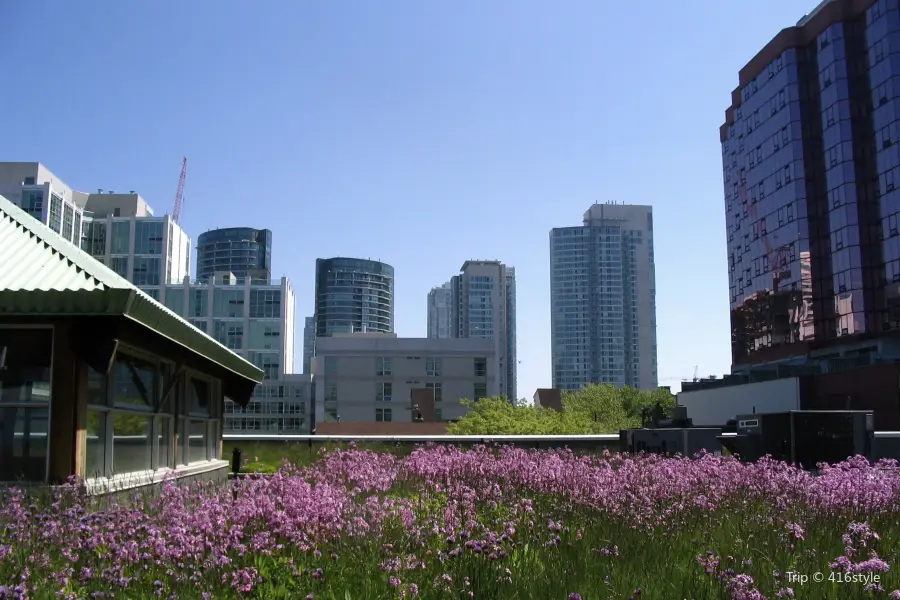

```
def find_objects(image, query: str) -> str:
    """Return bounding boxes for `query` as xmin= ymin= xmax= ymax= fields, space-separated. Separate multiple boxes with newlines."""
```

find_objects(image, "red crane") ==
xmin=172 ymin=157 xmax=187 ymax=224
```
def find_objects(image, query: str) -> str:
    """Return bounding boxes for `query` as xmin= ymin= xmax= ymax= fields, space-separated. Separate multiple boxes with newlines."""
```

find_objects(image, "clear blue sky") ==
xmin=2 ymin=0 xmax=814 ymax=396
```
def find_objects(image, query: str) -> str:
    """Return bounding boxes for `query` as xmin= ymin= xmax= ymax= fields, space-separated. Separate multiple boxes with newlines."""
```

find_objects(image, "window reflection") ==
xmin=112 ymin=413 xmax=152 ymax=474
xmin=0 ymin=328 xmax=53 ymax=483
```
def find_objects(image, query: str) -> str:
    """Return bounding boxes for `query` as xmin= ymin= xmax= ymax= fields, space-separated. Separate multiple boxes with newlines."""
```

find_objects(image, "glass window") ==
xmin=110 ymin=221 xmax=131 ymax=254
xmin=85 ymin=410 xmax=106 ymax=478
xmin=62 ymin=203 xmax=74 ymax=242
xmin=157 ymin=417 xmax=172 ymax=467
xmin=474 ymin=383 xmax=487 ymax=401
xmin=377 ymin=382 xmax=392 ymax=402
xmin=474 ymin=357 xmax=487 ymax=377
xmin=188 ymin=420 xmax=207 ymax=463
xmin=48 ymin=194 xmax=62 ymax=233
xmin=0 ymin=328 xmax=53 ymax=483
xmin=113 ymin=353 xmax=156 ymax=409
xmin=132 ymin=257 xmax=162 ymax=286
xmin=86 ymin=349 xmax=180 ymax=479
xmin=249 ymin=289 xmax=281 ymax=318
xmin=165 ymin=290 xmax=184 ymax=315
xmin=188 ymin=378 xmax=211 ymax=416
xmin=213 ymin=289 xmax=244 ymax=318
xmin=376 ymin=356 xmax=392 ymax=376
xmin=134 ymin=221 xmax=164 ymax=255
xmin=112 ymin=412 xmax=152 ymax=474
xmin=375 ymin=407 xmax=392 ymax=422
xmin=426 ymin=358 xmax=441 ymax=376
xmin=426 ymin=382 xmax=443 ymax=403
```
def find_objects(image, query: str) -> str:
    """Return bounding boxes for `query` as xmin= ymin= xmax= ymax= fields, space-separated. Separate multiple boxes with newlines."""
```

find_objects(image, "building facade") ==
xmin=314 ymin=334 xmax=498 ymax=424
xmin=224 ymin=374 xmax=313 ymax=434
xmin=444 ymin=261 xmax=518 ymax=402
xmin=315 ymin=257 xmax=394 ymax=337
xmin=721 ymin=0 xmax=900 ymax=369
xmin=426 ymin=282 xmax=453 ymax=339
xmin=153 ymin=275 xmax=306 ymax=434
xmin=550 ymin=203 xmax=658 ymax=391
xmin=0 ymin=162 xmax=85 ymax=245
xmin=81 ymin=203 xmax=191 ymax=299
xmin=0 ymin=193 xmax=264 ymax=490
xmin=196 ymin=227 xmax=273 ymax=283
xmin=302 ymin=316 xmax=316 ymax=374
xmin=156 ymin=274 xmax=295 ymax=381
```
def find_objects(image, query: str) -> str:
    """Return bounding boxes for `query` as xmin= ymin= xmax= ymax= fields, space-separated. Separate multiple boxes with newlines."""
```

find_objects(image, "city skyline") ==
xmin=5 ymin=0 xmax=815 ymax=396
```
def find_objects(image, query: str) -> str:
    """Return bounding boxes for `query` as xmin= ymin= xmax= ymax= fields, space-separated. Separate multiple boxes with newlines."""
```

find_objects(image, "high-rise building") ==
xmin=80 ymin=194 xmax=191 ymax=300
xmin=550 ymin=203 xmax=658 ymax=391
xmin=427 ymin=282 xmax=453 ymax=339
xmin=157 ymin=274 xmax=295 ymax=380
xmin=156 ymin=274 xmax=308 ymax=434
xmin=720 ymin=0 xmax=900 ymax=370
xmin=196 ymin=227 xmax=273 ymax=283
xmin=0 ymin=162 xmax=85 ymax=245
xmin=445 ymin=260 xmax=517 ymax=402
xmin=302 ymin=316 xmax=315 ymax=374
xmin=315 ymin=257 xmax=394 ymax=337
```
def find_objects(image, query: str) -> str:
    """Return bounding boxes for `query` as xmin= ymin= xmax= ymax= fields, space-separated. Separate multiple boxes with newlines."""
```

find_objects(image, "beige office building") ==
xmin=314 ymin=334 xmax=498 ymax=424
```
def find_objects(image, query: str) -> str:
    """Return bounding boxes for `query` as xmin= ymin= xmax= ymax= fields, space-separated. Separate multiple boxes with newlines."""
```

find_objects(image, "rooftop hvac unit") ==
xmin=718 ymin=410 xmax=874 ymax=469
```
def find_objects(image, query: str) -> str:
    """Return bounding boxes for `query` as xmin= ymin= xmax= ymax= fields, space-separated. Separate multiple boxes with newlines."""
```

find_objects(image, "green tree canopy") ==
xmin=447 ymin=384 xmax=676 ymax=435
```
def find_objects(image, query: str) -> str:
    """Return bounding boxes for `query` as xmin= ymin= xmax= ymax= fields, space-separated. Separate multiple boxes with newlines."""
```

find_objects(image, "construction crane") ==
xmin=172 ymin=157 xmax=187 ymax=224
xmin=659 ymin=366 xmax=700 ymax=383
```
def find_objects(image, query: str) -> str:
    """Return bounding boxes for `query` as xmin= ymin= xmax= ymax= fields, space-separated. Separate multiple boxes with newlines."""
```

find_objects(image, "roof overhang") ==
xmin=0 ymin=287 xmax=264 ymax=405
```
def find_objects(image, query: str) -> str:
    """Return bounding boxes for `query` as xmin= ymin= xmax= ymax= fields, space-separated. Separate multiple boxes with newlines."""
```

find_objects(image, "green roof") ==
xmin=0 ymin=193 xmax=264 ymax=402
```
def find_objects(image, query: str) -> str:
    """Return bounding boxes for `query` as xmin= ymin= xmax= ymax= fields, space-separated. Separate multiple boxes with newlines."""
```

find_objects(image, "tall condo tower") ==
xmin=314 ymin=257 xmax=394 ymax=337
xmin=442 ymin=261 xmax=517 ymax=402
xmin=550 ymin=203 xmax=658 ymax=391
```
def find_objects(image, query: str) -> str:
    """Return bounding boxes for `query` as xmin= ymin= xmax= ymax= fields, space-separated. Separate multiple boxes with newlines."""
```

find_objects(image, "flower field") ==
xmin=1 ymin=446 xmax=900 ymax=599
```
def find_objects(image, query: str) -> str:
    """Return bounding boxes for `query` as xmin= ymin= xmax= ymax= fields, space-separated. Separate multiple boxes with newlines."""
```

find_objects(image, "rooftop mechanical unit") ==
xmin=619 ymin=405 xmax=724 ymax=457
xmin=717 ymin=410 xmax=875 ymax=468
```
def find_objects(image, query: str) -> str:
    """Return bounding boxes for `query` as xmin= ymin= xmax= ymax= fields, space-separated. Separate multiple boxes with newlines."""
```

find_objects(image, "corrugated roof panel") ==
xmin=0 ymin=194 xmax=264 ymax=400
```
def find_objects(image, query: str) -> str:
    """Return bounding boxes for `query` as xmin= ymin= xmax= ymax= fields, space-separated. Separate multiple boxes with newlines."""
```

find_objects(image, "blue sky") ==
xmin=2 ymin=0 xmax=815 ymax=396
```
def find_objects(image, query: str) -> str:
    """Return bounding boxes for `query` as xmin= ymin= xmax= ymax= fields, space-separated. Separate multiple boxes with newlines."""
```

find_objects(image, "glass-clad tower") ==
xmin=314 ymin=257 xmax=394 ymax=336
xmin=196 ymin=227 xmax=272 ymax=283
xmin=721 ymin=0 xmax=900 ymax=369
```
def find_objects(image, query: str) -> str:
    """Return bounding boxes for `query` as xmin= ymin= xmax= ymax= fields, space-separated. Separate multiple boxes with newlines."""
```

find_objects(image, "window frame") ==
xmin=425 ymin=357 xmax=442 ymax=376
xmin=84 ymin=345 xmax=223 ymax=484
xmin=85 ymin=345 xmax=174 ymax=480
xmin=0 ymin=325 xmax=55 ymax=484
xmin=179 ymin=369 xmax=221 ymax=467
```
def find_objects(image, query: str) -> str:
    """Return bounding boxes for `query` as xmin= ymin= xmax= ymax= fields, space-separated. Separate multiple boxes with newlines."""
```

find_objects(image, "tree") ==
xmin=447 ymin=384 xmax=676 ymax=435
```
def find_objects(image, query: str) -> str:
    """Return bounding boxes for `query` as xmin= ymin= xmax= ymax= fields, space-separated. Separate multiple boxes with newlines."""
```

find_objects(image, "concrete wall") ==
xmin=677 ymin=377 xmax=802 ymax=426
xmin=83 ymin=192 xmax=153 ymax=217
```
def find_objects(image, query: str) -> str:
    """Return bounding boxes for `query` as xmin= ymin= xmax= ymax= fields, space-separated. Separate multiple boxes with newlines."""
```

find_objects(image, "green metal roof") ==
xmin=0 ymin=193 xmax=264 ymax=401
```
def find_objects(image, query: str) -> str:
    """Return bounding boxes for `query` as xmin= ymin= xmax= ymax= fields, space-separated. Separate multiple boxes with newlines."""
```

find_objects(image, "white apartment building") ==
xmin=314 ymin=334 xmax=498 ymax=424
xmin=550 ymin=202 xmax=659 ymax=390
xmin=81 ymin=193 xmax=191 ymax=299
xmin=0 ymin=162 xmax=85 ymax=245
xmin=446 ymin=261 xmax=518 ymax=402
xmin=158 ymin=273 xmax=295 ymax=380
xmin=157 ymin=273 xmax=302 ymax=434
